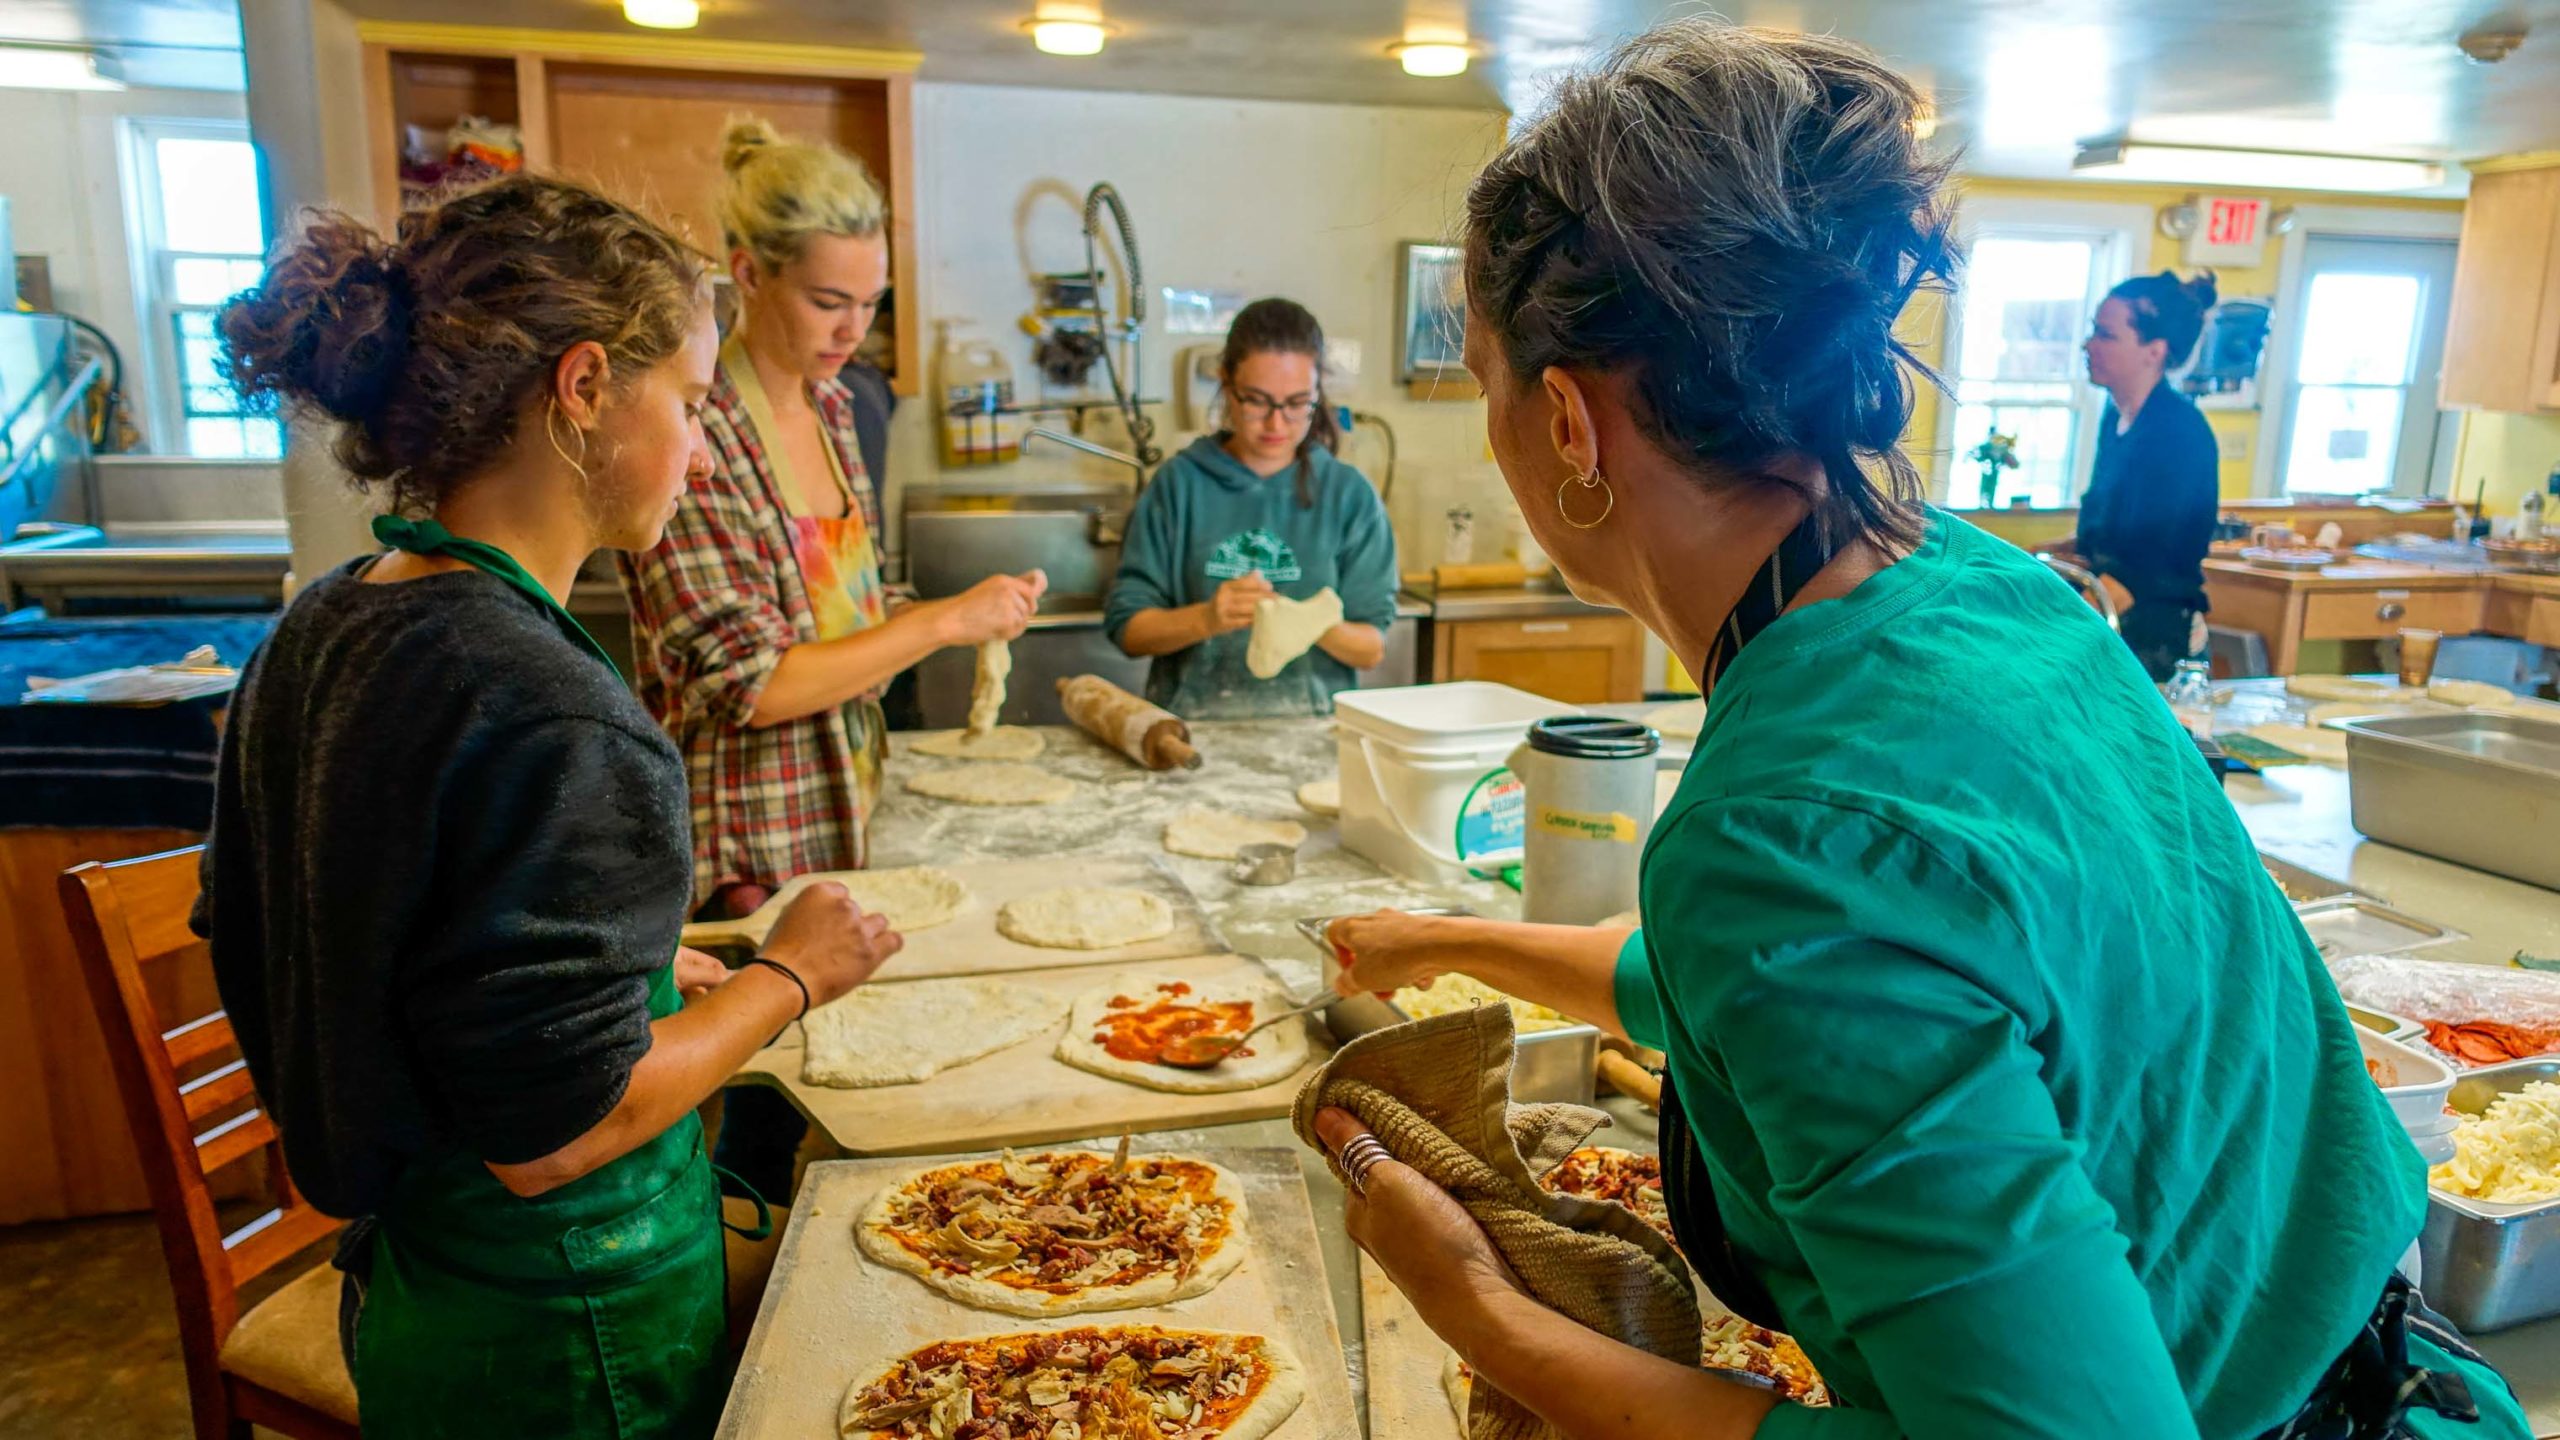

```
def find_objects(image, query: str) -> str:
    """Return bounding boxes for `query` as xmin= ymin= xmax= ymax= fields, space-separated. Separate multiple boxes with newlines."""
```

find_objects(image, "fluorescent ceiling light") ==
xmin=623 ymin=0 xmax=700 ymax=30
xmin=1030 ymin=20 xmax=1109 ymax=55
xmin=2072 ymin=139 xmax=2444 ymax=193
xmin=0 ymin=46 xmax=125 ymax=91
xmin=1391 ymin=42 xmax=1472 ymax=77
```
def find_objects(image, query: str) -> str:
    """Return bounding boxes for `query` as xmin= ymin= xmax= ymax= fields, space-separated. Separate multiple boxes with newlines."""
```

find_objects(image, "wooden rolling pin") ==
xmin=1057 ymin=674 xmax=1201 ymax=770
xmin=1596 ymin=1050 xmax=1662 ymax=1111
xmin=1401 ymin=561 xmax=1532 ymax=591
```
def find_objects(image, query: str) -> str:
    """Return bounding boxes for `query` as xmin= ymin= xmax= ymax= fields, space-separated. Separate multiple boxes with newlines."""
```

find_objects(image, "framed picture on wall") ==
xmin=1397 ymin=241 xmax=1471 ymax=390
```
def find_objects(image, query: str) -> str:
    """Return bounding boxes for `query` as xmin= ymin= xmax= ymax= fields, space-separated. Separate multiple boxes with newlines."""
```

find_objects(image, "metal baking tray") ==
xmin=1296 ymin=908 xmax=1600 ymax=1106
xmin=2292 ymin=897 xmax=2458 ymax=959
xmin=2336 ymin=711 xmax=2560 ymax=891
xmin=2345 ymin=1004 xmax=2424 ymax=1044
xmin=2261 ymin=853 xmax=2360 ymax=905
xmin=2420 ymin=1058 xmax=2560 ymax=1332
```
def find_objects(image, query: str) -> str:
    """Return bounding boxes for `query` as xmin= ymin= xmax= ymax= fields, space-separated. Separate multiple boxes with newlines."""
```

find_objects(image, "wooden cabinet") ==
xmin=1430 ymin=615 xmax=1646 ymax=703
xmin=2203 ymin=560 xmax=2490 ymax=675
xmin=2441 ymin=160 xmax=2560 ymax=413
xmin=2299 ymin=586 xmax=2489 ymax=641
xmin=359 ymin=25 xmax=921 ymax=396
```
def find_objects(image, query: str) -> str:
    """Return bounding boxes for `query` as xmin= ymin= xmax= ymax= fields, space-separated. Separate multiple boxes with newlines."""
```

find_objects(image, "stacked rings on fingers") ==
xmin=1338 ymin=1134 xmax=1392 ymax=1196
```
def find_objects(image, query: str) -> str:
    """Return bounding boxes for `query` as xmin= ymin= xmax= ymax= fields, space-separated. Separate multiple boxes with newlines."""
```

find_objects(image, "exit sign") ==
xmin=2186 ymin=195 xmax=2271 ymax=267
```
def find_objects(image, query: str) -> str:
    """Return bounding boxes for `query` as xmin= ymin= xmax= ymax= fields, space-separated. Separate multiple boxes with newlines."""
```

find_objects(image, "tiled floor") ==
xmin=0 ymin=1211 xmax=318 ymax=1439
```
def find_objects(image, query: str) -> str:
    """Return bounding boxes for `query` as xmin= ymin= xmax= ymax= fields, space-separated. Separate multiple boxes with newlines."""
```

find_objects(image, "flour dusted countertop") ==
xmin=870 ymin=717 xmax=1520 ymax=995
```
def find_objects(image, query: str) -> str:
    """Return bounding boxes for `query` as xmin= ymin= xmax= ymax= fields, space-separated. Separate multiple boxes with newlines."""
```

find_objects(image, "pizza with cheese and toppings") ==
xmin=840 ymin=1326 xmax=1305 ymax=1440
xmin=857 ymin=1147 xmax=1250 ymax=1317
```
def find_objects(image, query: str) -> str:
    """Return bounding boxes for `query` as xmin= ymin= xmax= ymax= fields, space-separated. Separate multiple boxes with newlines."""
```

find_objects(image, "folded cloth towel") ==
xmin=1293 ymin=1005 xmax=1700 ymax=1440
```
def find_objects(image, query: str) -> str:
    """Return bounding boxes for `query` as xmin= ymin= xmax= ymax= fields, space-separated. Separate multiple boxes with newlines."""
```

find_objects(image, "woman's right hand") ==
xmin=1329 ymin=910 xmax=1469 ymax=996
xmin=758 ymin=882 xmax=903 ymax=1008
xmin=935 ymin=570 xmax=1047 ymax=646
xmin=1204 ymin=572 xmax=1275 ymax=635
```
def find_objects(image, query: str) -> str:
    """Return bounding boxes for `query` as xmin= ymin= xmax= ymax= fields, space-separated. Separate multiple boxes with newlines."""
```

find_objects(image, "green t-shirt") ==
xmin=1614 ymin=514 xmax=2523 ymax=1439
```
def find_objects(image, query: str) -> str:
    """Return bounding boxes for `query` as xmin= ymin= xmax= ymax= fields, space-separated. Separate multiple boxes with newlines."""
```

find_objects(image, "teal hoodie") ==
xmin=1103 ymin=434 xmax=1398 ymax=719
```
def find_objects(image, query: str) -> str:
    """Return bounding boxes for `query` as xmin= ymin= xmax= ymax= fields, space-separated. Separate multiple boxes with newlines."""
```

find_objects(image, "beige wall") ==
xmin=887 ymin=82 xmax=1509 ymax=569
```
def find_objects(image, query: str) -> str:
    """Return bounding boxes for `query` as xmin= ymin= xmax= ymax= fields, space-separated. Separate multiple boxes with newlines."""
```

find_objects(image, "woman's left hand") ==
xmin=1311 ymin=1108 xmax=1527 ymax=1348
xmin=674 ymin=946 xmax=732 ymax=1000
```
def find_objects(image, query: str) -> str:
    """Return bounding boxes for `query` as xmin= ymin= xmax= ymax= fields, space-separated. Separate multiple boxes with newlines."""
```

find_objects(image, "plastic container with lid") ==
xmin=1332 ymin=682 xmax=1572 ymax=881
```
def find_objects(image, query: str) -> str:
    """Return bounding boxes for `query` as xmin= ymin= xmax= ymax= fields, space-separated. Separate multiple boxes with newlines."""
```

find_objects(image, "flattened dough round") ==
xmin=800 ymin=976 xmax=1066 ymax=1088
xmin=2286 ymin=674 xmax=2417 ymax=704
xmin=2428 ymin=678 xmax=2518 ymax=708
xmin=1296 ymin=778 xmax=1341 ymax=817
xmin=2307 ymin=699 xmax=2424 ymax=729
xmin=770 ymin=865 xmax=969 ymax=933
xmin=910 ymin=726 xmax=1047 ymax=761
xmin=1056 ymin=968 xmax=1310 ymax=1093
xmin=997 ymin=887 xmax=1176 ymax=950
xmin=907 ymin=763 xmax=1076 ymax=806
xmin=1643 ymin=698 xmax=1706 ymax=740
xmin=1163 ymin=807 xmax=1307 ymax=859
xmin=2243 ymin=721 xmax=2350 ymax=766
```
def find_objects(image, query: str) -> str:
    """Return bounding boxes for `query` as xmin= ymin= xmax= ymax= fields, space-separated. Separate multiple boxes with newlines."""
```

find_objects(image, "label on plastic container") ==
xmin=1455 ymin=769 xmax=1525 ymax=862
xmin=1534 ymin=807 xmax=1638 ymax=843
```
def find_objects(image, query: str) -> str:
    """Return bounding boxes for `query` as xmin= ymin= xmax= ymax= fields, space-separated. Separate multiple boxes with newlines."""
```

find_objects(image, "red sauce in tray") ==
xmin=1093 ymin=999 xmax=1253 ymax=1064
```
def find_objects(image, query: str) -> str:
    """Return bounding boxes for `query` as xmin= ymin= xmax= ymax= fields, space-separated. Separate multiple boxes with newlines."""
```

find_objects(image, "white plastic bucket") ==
xmin=1333 ymin=682 xmax=1571 ymax=881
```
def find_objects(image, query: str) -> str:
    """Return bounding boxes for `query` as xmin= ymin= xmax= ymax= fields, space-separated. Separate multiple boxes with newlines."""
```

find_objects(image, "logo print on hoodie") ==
xmin=1205 ymin=528 xmax=1302 ymax=583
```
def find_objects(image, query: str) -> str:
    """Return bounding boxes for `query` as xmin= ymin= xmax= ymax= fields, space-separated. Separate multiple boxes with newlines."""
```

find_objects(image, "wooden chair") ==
xmin=60 ymin=846 xmax=358 ymax=1439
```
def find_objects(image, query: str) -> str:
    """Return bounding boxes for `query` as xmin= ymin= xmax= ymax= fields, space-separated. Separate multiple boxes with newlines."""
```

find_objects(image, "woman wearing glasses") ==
xmin=1105 ymin=298 xmax=1398 ymax=717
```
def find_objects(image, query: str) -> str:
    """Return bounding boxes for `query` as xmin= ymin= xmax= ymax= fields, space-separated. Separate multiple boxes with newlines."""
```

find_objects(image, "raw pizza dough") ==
xmin=2306 ymin=700 xmax=2423 ymax=729
xmin=2243 ymin=722 xmax=2350 ymax=766
xmin=753 ymin=866 xmax=970 ymax=942
xmin=908 ymin=763 xmax=1076 ymax=806
xmin=1164 ymin=807 xmax=1308 ymax=860
xmin=910 ymin=726 xmax=1047 ymax=761
xmin=1643 ymin=698 xmax=1706 ymax=741
xmin=1245 ymin=587 xmax=1342 ymax=679
xmin=2286 ymin=675 xmax=2418 ymax=704
xmin=801 ymin=976 xmax=1066 ymax=1088
xmin=996 ymin=886 xmax=1177 ymax=950
xmin=1056 ymin=969 xmax=1310 ymax=1094
xmin=841 ymin=1327 xmax=1304 ymax=1440
xmin=854 ymin=1150 xmax=1250 ymax=1316
xmin=1296 ymin=778 xmax=1341 ymax=817
xmin=967 ymin=639 xmax=1011 ymax=736
xmin=2429 ymin=678 xmax=2519 ymax=708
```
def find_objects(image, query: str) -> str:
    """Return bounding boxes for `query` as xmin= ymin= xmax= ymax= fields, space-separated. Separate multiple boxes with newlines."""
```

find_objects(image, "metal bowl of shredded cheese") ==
xmin=2433 ymin=1078 xmax=2560 ymax=1204
xmin=1391 ymin=973 xmax=1579 ymax=1033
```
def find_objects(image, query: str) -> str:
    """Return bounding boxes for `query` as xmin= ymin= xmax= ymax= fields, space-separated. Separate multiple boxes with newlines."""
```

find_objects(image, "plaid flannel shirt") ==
xmin=621 ymin=366 xmax=883 ymax=904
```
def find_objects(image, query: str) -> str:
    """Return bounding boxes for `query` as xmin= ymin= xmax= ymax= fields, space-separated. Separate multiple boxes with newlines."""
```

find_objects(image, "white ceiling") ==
xmin=78 ymin=1 xmax=2560 ymax=186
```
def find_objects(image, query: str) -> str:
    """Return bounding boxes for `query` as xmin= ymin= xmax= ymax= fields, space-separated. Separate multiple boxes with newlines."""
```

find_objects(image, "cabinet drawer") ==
xmin=2299 ymin=588 xmax=2486 ymax=641
xmin=1434 ymin=615 xmax=1645 ymax=703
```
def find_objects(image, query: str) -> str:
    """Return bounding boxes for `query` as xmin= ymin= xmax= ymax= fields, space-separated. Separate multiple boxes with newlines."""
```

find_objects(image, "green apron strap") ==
xmin=372 ymin=513 xmax=623 ymax=681
xmin=712 ymin=1164 xmax=775 ymax=1241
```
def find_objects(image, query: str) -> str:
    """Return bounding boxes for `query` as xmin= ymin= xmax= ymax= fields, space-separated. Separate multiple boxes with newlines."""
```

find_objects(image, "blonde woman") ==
xmin=621 ymin=120 xmax=1041 ymax=1199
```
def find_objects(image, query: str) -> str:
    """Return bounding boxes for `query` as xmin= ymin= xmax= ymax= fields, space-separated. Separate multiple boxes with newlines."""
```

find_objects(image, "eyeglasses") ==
xmin=1231 ymin=389 xmax=1319 ymax=422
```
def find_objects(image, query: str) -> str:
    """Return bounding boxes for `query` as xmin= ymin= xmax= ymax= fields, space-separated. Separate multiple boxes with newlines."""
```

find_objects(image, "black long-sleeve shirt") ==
xmin=2077 ymin=380 xmax=2221 ymax=612
xmin=192 ymin=561 xmax=692 ymax=1217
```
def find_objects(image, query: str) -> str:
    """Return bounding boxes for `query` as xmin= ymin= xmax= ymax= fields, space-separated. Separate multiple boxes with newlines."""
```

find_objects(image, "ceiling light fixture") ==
xmin=1028 ymin=19 xmax=1110 ymax=55
xmin=622 ymin=0 xmax=700 ymax=29
xmin=1389 ymin=41 xmax=1473 ymax=78
xmin=0 ymin=45 xmax=126 ymax=91
xmin=2072 ymin=139 xmax=2445 ymax=194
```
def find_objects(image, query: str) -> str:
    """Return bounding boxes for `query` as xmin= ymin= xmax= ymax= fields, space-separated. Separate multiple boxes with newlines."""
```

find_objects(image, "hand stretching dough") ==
xmin=1246 ymin=588 xmax=1343 ymax=679
xmin=967 ymin=639 xmax=1011 ymax=737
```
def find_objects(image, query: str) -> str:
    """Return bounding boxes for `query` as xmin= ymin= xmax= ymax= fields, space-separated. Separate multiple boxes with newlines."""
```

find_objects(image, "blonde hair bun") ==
xmin=720 ymin=116 xmax=783 ymax=175
xmin=716 ymin=113 xmax=887 ymax=270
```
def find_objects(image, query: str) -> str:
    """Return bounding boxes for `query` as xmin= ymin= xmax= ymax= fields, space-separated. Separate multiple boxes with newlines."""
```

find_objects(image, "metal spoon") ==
xmin=1155 ymin=995 xmax=1338 ymax=1069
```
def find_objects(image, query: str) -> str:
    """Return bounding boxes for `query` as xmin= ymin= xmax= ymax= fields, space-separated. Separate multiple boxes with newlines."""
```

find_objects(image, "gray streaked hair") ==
xmin=1465 ymin=21 xmax=1957 ymax=550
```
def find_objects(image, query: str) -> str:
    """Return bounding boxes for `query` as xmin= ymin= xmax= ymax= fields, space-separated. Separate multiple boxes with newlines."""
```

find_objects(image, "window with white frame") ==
xmin=121 ymin=118 xmax=278 ymax=459
xmin=1943 ymin=231 xmax=2121 ymax=509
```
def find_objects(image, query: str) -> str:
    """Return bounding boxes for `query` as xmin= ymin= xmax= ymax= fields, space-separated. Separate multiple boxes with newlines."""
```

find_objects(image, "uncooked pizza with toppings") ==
xmin=857 ymin=1144 xmax=1251 ymax=1317
xmin=840 ymin=1326 xmax=1305 ymax=1440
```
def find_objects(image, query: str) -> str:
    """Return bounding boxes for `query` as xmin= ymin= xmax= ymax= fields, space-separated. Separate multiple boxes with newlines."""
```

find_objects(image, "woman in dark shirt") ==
xmin=198 ymin=176 xmax=897 ymax=1438
xmin=2073 ymin=269 xmax=2224 ymax=680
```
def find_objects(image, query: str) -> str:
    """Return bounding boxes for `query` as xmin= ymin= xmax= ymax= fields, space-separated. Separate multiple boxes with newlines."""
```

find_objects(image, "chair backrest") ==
xmin=59 ymin=845 xmax=340 ymax=1422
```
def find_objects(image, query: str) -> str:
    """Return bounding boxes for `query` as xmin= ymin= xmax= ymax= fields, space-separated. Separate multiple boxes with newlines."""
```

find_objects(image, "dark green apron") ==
xmin=347 ymin=516 xmax=748 ymax=1438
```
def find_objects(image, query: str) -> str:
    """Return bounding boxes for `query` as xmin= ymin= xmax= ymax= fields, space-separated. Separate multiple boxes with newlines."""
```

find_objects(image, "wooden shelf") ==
xmin=360 ymin=26 xmax=921 ymax=396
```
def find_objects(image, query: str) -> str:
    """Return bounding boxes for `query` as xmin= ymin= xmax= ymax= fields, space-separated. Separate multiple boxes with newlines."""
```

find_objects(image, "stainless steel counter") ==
xmin=1405 ymin=581 xmax=1619 ymax=622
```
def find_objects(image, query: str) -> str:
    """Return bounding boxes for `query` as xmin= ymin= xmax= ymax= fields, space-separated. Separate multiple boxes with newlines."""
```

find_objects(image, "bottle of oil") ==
xmin=935 ymin=320 xmax=1023 ymax=467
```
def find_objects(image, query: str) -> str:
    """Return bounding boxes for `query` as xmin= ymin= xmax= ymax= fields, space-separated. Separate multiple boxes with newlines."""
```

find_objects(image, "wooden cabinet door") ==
xmin=2441 ymin=165 xmax=2560 ymax=413
xmin=2299 ymin=586 xmax=2488 ymax=641
xmin=1434 ymin=617 xmax=1645 ymax=703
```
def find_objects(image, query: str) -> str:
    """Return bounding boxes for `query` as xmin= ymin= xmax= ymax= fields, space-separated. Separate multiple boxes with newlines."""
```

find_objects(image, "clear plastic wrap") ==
xmin=2328 ymin=955 xmax=2560 ymax=1067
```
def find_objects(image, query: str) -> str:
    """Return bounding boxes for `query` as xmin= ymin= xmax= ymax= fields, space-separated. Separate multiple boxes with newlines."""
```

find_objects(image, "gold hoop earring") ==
xmin=544 ymin=398 xmax=592 ymax=486
xmin=1558 ymin=467 xmax=1613 ymax=529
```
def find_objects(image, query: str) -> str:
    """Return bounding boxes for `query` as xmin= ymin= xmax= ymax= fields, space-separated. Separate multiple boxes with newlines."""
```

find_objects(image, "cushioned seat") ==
xmin=217 ymin=1261 xmax=359 ymax=1424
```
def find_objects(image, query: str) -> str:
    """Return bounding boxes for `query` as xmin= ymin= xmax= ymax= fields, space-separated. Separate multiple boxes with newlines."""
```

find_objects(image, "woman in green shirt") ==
xmin=1312 ymin=22 xmax=2526 ymax=1440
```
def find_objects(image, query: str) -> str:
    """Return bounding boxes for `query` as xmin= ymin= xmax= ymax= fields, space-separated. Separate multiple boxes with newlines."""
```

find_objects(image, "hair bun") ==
xmin=2182 ymin=270 xmax=2220 ymax=312
xmin=303 ymin=253 xmax=412 ymax=422
xmin=720 ymin=117 xmax=782 ymax=175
